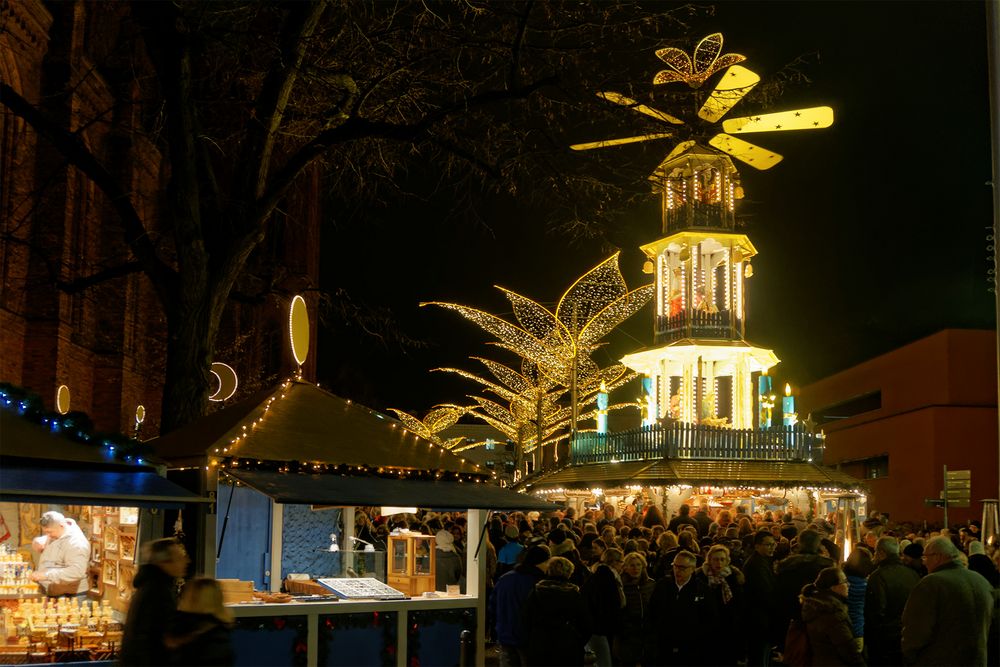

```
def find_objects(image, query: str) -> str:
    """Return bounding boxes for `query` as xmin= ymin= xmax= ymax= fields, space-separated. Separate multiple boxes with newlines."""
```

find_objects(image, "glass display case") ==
xmin=387 ymin=534 xmax=435 ymax=596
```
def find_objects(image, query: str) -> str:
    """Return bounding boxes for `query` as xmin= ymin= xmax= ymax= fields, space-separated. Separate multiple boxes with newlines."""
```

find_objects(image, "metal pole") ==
xmin=986 ymin=0 xmax=1000 ymax=512
xmin=943 ymin=465 xmax=949 ymax=530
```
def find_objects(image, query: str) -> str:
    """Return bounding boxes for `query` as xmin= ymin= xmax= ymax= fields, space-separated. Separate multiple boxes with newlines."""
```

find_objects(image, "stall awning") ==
xmin=0 ymin=466 xmax=209 ymax=508
xmin=225 ymin=469 xmax=556 ymax=511
xmin=524 ymin=460 xmax=656 ymax=488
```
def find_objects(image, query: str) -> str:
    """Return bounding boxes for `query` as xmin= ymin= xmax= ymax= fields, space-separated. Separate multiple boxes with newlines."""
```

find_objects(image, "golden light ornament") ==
xmin=425 ymin=253 xmax=653 ymax=389
xmin=288 ymin=294 xmax=310 ymax=367
xmin=572 ymin=33 xmax=834 ymax=180
xmin=135 ymin=405 xmax=146 ymax=424
xmin=653 ymin=33 xmax=747 ymax=88
xmin=55 ymin=384 xmax=70 ymax=415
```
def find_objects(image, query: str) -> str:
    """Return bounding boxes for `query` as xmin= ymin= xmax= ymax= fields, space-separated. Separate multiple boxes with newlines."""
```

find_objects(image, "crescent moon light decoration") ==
xmin=208 ymin=362 xmax=239 ymax=402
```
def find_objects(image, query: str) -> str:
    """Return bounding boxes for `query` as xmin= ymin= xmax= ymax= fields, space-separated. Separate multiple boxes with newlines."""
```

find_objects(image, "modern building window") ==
xmin=814 ymin=391 xmax=882 ymax=425
xmin=864 ymin=455 xmax=889 ymax=479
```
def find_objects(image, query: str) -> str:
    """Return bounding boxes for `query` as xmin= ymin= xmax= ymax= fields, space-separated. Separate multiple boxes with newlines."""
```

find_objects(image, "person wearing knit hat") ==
xmin=548 ymin=529 xmax=573 ymax=557
xmin=968 ymin=540 xmax=985 ymax=556
xmin=495 ymin=525 xmax=525 ymax=579
xmin=901 ymin=543 xmax=927 ymax=578
xmin=434 ymin=529 xmax=465 ymax=593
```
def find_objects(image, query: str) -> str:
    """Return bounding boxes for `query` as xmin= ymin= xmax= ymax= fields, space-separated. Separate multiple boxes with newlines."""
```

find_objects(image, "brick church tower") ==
xmin=0 ymin=1 xmax=320 ymax=436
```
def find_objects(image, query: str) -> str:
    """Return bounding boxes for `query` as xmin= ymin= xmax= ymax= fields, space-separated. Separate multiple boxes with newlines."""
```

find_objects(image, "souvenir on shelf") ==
xmin=118 ymin=535 xmax=136 ymax=562
xmin=101 ymin=560 xmax=117 ymax=587
xmin=103 ymin=526 xmax=118 ymax=555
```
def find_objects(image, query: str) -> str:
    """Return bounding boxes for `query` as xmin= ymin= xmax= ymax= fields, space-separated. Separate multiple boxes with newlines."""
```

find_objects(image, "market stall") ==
xmin=0 ymin=406 xmax=206 ymax=664
xmin=150 ymin=378 xmax=554 ymax=666
xmin=520 ymin=458 xmax=866 ymax=521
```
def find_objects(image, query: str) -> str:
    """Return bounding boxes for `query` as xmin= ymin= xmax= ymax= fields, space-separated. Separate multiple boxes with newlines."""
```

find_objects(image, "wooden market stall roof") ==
xmin=520 ymin=458 xmax=863 ymax=492
xmin=150 ymin=380 xmax=557 ymax=511
xmin=224 ymin=469 xmax=556 ymax=511
xmin=149 ymin=380 xmax=485 ymax=475
xmin=0 ymin=410 xmax=207 ymax=507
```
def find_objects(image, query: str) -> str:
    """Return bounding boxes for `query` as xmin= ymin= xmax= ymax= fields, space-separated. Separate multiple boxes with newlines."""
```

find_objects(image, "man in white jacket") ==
xmin=29 ymin=511 xmax=90 ymax=597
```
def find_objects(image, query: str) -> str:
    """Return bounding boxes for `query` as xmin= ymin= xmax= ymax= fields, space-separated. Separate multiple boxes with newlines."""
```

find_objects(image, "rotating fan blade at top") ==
xmin=597 ymin=92 xmax=685 ymax=125
xmin=722 ymin=106 xmax=835 ymax=134
xmin=570 ymin=133 xmax=673 ymax=151
xmin=709 ymin=133 xmax=783 ymax=170
xmin=698 ymin=65 xmax=760 ymax=123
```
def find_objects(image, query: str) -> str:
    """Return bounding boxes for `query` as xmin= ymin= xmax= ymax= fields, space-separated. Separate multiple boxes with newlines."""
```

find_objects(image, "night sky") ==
xmin=318 ymin=1 xmax=995 ymax=416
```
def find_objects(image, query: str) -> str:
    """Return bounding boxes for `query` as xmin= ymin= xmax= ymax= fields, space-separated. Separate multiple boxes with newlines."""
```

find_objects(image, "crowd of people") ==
xmin=31 ymin=502 xmax=992 ymax=667
xmin=485 ymin=502 xmax=999 ymax=667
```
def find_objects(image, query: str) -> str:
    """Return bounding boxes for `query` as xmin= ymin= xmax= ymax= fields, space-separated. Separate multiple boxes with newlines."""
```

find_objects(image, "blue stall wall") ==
xmin=216 ymin=484 xmax=272 ymax=589
xmin=408 ymin=608 xmax=476 ymax=667
xmin=233 ymin=616 xmax=308 ymax=666
xmin=319 ymin=612 xmax=397 ymax=666
xmin=281 ymin=505 xmax=342 ymax=580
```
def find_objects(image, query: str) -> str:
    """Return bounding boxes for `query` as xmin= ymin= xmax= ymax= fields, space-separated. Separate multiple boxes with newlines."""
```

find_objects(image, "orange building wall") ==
xmin=800 ymin=330 xmax=998 ymax=527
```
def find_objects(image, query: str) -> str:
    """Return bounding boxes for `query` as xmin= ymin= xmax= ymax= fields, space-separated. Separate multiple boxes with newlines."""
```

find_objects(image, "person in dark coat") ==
xmin=646 ymin=550 xmax=711 ymax=666
xmin=615 ymin=552 xmax=656 ymax=666
xmin=799 ymin=567 xmax=865 ymax=666
xmin=775 ymin=529 xmax=834 ymax=648
xmin=166 ymin=578 xmax=234 ymax=666
xmin=864 ymin=537 xmax=920 ymax=667
xmin=743 ymin=530 xmax=779 ymax=666
xmin=693 ymin=503 xmax=712 ymax=538
xmin=582 ymin=547 xmax=625 ymax=666
xmin=120 ymin=538 xmax=190 ymax=666
xmin=695 ymin=544 xmax=746 ymax=665
xmin=434 ymin=529 xmax=465 ymax=592
xmin=522 ymin=557 xmax=593 ymax=666
xmin=901 ymin=536 xmax=994 ymax=666
xmin=900 ymin=542 xmax=927 ymax=578
xmin=667 ymin=504 xmax=699 ymax=535
xmin=548 ymin=528 xmax=590 ymax=589
xmin=490 ymin=545 xmax=550 ymax=666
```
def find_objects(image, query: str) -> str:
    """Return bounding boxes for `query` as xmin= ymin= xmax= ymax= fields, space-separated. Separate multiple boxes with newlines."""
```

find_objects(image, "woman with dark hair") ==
xmin=843 ymin=548 xmax=874 ymax=651
xmin=522 ymin=557 xmax=593 ymax=666
xmin=642 ymin=505 xmax=666 ymax=529
xmin=800 ymin=567 xmax=865 ymax=665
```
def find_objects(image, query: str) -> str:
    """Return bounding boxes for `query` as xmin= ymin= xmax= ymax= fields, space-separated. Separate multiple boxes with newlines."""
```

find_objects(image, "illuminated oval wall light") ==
xmin=289 ymin=294 xmax=310 ymax=367
xmin=208 ymin=362 xmax=239 ymax=402
xmin=135 ymin=405 xmax=146 ymax=425
xmin=55 ymin=385 xmax=71 ymax=415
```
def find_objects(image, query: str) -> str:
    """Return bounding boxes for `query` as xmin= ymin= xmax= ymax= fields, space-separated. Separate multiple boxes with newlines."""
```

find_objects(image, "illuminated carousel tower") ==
xmin=621 ymin=143 xmax=777 ymax=429
xmin=564 ymin=33 xmax=834 ymax=434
